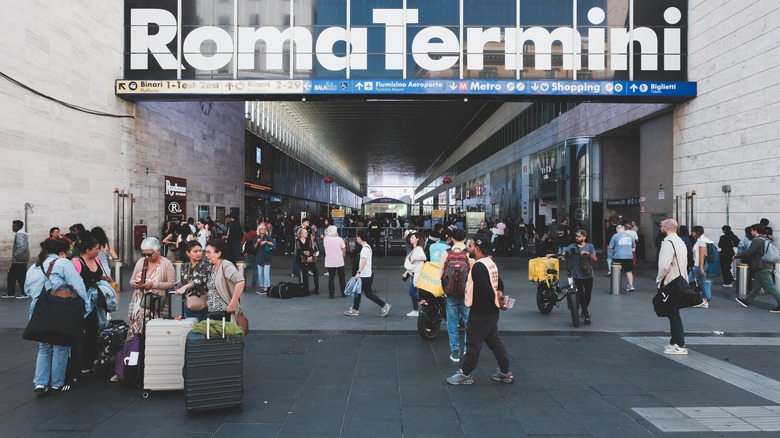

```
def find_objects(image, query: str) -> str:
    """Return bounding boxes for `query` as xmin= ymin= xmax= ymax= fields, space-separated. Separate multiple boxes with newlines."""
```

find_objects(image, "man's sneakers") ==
xmin=584 ymin=314 xmax=592 ymax=325
xmin=449 ymin=350 xmax=460 ymax=363
xmin=735 ymin=297 xmax=750 ymax=308
xmin=406 ymin=310 xmax=419 ymax=317
xmin=34 ymin=385 xmax=47 ymax=396
xmin=1 ymin=295 xmax=14 ymax=299
xmin=663 ymin=344 xmax=688 ymax=355
xmin=625 ymin=284 xmax=636 ymax=292
xmin=491 ymin=369 xmax=515 ymax=384
xmin=606 ymin=271 xmax=611 ymax=277
xmin=381 ymin=303 xmax=391 ymax=317
xmin=723 ymin=283 xmax=733 ymax=288
xmin=693 ymin=301 xmax=709 ymax=308
xmin=770 ymin=306 xmax=780 ymax=314
xmin=344 ymin=308 xmax=360 ymax=316
xmin=446 ymin=369 xmax=473 ymax=385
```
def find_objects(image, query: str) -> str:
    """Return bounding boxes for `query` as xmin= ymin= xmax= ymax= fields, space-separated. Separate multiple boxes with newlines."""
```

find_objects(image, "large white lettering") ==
xmin=129 ymin=6 xmax=683 ymax=74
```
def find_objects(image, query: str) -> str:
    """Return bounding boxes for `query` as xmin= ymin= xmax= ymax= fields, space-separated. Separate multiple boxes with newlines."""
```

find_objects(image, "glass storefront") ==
xmin=529 ymin=137 xmax=601 ymax=242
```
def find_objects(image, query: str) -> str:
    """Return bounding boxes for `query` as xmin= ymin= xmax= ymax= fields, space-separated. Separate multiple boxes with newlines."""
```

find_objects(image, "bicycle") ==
xmin=417 ymin=290 xmax=447 ymax=340
xmin=530 ymin=252 xmax=580 ymax=327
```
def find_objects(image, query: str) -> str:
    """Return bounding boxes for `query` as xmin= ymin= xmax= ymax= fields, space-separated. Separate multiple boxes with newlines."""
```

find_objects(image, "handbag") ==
xmin=576 ymin=249 xmax=592 ymax=275
xmin=236 ymin=312 xmax=249 ymax=336
xmin=23 ymin=261 xmax=86 ymax=346
xmin=344 ymin=277 xmax=362 ymax=296
xmin=653 ymin=242 xmax=702 ymax=317
xmin=186 ymin=292 xmax=208 ymax=312
xmin=140 ymin=292 xmax=164 ymax=313
xmin=404 ymin=257 xmax=414 ymax=271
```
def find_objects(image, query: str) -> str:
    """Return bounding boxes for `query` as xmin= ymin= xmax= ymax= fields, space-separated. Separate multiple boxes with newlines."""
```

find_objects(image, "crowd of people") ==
xmin=7 ymin=213 xmax=778 ymax=392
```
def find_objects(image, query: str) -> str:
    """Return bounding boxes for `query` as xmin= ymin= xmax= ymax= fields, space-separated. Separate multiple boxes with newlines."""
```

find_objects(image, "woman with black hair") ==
xmin=90 ymin=226 xmax=118 ymax=277
xmin=70 ymin=231 xmax=105 ymax=377
xmin=174 ymin=240 xmax=210 ymax=321
xmin=24 ymin=239 xmax=89 ymax=394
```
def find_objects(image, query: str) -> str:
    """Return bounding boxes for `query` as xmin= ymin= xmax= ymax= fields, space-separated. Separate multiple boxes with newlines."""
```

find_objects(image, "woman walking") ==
xmin=404 ymin=232 xmax=427 ymax=317
xmin=344 ymin=230 xmax=391 ymax=317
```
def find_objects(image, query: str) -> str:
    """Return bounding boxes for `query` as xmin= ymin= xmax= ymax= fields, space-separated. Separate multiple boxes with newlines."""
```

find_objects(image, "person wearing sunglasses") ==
xmin=126 ymin=237 xmax=175 ymax=340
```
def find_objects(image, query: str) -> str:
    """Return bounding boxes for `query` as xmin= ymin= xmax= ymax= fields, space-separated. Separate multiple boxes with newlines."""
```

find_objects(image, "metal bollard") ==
xmin=173 ymin=261 xmax=183 ymax=283
xmin=236 ymin=261 xmax=246 ymax=278
xmin=113 ymin=261 xmax=123 ymax=292
xmin=611 ymin=263 xmax=623 ymax=295
xmin=737 ymin=263 xmax=749 ymax=298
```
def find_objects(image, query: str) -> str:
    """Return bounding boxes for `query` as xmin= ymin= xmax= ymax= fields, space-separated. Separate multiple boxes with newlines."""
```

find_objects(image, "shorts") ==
xmin=613 ymin=258 xmax=633 ymax=272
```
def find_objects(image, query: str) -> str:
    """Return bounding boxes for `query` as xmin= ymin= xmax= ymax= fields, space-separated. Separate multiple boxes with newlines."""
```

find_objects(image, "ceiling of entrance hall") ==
xmin=283 ymin=100 xmax=502 ymax=188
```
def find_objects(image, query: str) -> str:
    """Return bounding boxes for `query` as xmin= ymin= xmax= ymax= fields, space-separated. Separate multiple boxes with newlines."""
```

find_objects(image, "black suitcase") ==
xmin=267 ymin=281 xmax=309 ymax=299
xmin=184 ymin=315 xmax=244 ymax=412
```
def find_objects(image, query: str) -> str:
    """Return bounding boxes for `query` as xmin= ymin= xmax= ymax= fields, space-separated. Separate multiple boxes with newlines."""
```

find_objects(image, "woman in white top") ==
xmin=404 ymin=232 xmax=427 ymax=317
xmin=344 ymin=230 xmax=391 ymax=317
xmin=194 ymin=219 xmax=209 ymax=249
xmin=323 ymin=226 xmax=346 ymax=299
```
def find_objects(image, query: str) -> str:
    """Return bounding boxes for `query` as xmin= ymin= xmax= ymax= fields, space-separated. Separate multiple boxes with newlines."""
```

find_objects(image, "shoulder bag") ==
xmin=23 ymin=260 xmax=86 ymax=346
xmin=653 ymin=241 xmax=702 ymax=317
xmin=138 ymin=259 xmax=164 ymax=313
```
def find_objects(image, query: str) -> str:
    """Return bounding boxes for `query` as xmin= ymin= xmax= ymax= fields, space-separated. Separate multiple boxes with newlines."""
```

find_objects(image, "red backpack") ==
xmin=442 ymin=249 xmax=470 ymax=298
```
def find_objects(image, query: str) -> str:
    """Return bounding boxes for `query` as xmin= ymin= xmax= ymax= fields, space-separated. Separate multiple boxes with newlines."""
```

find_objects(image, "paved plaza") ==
xmin=2 ymin=254 xmax=780 ymax=437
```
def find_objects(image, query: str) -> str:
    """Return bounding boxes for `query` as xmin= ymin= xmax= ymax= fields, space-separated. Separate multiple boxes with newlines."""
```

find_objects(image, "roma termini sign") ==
xmin=119 ymin=0 xmax=694 ymax=101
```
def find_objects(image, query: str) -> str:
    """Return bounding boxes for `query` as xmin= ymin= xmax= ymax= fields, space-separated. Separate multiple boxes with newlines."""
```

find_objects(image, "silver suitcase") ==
xmin=143 ymin=318 xmax=196 ymax=396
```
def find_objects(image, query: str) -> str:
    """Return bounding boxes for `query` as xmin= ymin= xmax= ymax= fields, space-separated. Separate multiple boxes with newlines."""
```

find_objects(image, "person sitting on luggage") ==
xmin=175 ymin=240 xmax=210 ymax=321
xmin=204 ymin=239 xmax=246 ymax=324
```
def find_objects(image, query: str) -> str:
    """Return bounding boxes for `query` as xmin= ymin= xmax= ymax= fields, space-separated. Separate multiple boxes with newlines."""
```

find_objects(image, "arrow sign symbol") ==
xmin=449 ymin=83 xmax=458 ymax=90
xmin=531 ymin=83 xmax=539 ymax=91
xmin=630 ymin=84 xmax=638 ymax=92
xmin=356 ymin=83 xmax=364 ymax=90
xmin=118 ymin=83 xmax=126 ymax=90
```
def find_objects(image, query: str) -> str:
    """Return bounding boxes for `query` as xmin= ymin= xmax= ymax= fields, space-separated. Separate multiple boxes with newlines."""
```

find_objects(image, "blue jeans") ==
xmin=688 ymin=266 xmax=711 ymax=300
xmin=256 ymin=263 xmax=271 ymax=288
xmin=408 ymin=281 xmax=420 ymax=311
xmin=668 ymin=308 xmax=685 ymax=347
xmin=446 ymin=297 xmax=469 ymax=352
xmin=34 ymin=342 xmax=70 ymax=388
xmin=246 ymin=254 xmax=258 ymax=286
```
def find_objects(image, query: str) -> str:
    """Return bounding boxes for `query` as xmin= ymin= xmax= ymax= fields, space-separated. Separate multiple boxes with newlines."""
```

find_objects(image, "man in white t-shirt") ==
xmin=345 ymin=230 xmax=391 ymax=317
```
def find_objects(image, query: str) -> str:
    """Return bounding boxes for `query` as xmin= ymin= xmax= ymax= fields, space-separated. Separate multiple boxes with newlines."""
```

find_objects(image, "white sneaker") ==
xmin=723 ymin=283 xmax=733 ymax=288
xmin=406 ymin=310 xmax=419 ymax=317
xmin=381 ymin=303 xmax=391 ymax=317
xmin=344 ymin=308 xmax=360 ymax=316
xmin=625 ymin=284 xmax=636 ymax=292
xmin=693 ymin=301 xmax=709 ymax=308
xmin=663 ymin=344 xmax=688 ymax=355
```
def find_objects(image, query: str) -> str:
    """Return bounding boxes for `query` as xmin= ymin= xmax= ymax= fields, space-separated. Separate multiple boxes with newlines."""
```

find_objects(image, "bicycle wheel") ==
xmin=417 ymin=305 xmax=441 ymax=340
xmin=567 ymin=290 xmax=580 ymax=328
xmin=536 ymin=284 xmax=555 ymax=315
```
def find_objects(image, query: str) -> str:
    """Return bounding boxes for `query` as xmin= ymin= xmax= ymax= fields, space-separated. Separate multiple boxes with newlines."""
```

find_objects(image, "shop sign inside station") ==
xmin=119 ymin=0 xmax=694 ymax=101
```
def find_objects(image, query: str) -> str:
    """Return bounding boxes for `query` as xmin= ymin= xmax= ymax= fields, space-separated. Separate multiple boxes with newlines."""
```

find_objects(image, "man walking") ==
xmin=438 ymin=229 xmax=470 ymax=363
xmin=656 ymin=219 xmax=689 ymax=355
xmin=447 ymin=234 xmax=513 ymax=385
xmin=735 ymin=224 xmax=780 ymax=312
xmin=609 ymin=224 xmax=637 ymax=291
xmin=6 ymin=220 xmax=30 ymax=299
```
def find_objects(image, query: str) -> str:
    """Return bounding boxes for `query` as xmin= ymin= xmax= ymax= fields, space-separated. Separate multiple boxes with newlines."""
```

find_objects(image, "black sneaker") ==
xmin=770 ymin=306 xmax=780 ymax=313
xmin=34 ymin=385 xmax=47 ymax=396
xmin=735 ymin=297 xmax=750 ymax=308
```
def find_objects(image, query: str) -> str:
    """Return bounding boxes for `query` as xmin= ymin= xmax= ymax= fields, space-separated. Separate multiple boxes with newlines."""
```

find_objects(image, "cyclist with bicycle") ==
xmin=547 ymin=229 xmax=597 ymax=325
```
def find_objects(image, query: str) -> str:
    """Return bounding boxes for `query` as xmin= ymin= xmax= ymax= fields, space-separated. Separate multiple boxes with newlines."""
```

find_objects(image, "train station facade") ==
xmin=1 ymin=0 xmax=778 ymax=278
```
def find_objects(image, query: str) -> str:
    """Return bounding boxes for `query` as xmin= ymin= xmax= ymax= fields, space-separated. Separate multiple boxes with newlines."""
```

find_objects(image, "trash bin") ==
xmin=736 ymin=263 xmax=749 ymax=298
xmin=611 ymin=263 xmax=622 ymax=295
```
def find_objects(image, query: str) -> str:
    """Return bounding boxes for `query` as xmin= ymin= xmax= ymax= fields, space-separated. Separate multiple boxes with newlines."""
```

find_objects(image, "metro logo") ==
xmin=128 ymin=3 xmax=685 ymax=77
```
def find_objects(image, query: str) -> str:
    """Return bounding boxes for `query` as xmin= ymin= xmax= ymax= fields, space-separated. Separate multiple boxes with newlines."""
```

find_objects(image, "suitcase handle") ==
xmin=205 ymin=312 xmax=227 ymax=340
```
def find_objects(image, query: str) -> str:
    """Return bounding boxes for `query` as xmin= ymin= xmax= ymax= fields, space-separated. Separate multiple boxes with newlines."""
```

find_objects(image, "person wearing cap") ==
xmin=548 ymin=229 xmax=597 ymax=325
xmin=447 ymin=234 xmax=513 ymax=385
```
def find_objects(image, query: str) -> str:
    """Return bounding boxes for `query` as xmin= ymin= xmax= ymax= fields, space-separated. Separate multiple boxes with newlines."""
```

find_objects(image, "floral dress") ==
xmin=207 ymin=271 xmax=228 ymax=313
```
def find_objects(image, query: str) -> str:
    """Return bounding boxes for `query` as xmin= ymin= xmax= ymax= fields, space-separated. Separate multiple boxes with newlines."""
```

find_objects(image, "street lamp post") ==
xmin=442 ymin=176 xmax=452 ymax=225
xmin=324 ymin=176 xmax=334 ymax=219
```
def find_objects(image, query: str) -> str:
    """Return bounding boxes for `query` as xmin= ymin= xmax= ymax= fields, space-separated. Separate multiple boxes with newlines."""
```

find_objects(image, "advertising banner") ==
xmin=164 ymin=176 xmax=187 ymax=222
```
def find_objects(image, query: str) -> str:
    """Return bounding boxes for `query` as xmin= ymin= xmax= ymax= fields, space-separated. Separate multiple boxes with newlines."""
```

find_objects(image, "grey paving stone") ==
xmin=400 ymin=406 xmax=464 ymax=438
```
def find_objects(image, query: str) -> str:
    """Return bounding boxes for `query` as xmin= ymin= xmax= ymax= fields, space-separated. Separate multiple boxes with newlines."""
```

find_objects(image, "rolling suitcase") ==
xmin=184 ymin=315 xmax=244 ymax=411
xmin=143 ymin=318 xmax=196 ymax=396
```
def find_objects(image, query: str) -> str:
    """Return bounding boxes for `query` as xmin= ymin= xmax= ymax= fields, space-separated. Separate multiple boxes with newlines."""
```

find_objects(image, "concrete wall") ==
xmin=674 ymin=0 xmax=780 ymax=237
xmin=0 ymin=2 xmax=244 ymax=287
